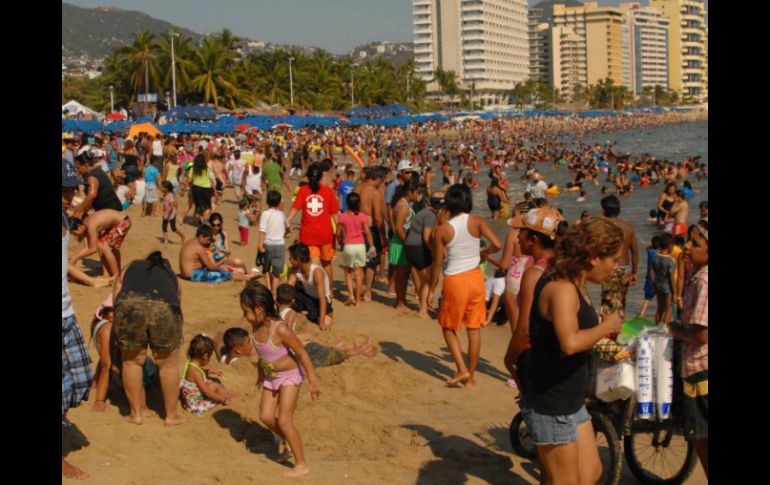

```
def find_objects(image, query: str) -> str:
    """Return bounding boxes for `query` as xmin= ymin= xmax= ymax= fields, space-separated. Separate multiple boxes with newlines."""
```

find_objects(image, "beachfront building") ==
xmin=649 ymin=0 xmax=707 ymax=101
xmin=412 ymin=0 xmax=529 ymax=107
xmin=619 ymin=2 xmax=670 ymax=96
xmin=550 ymin=25 xmax=586 ymax=102
xmin=527 ymin=2 xmax=632 ymax=102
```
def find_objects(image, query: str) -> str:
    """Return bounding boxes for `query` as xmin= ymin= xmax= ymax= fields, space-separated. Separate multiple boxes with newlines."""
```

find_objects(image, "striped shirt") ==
xmin=679 ymin=265 xmax=708 ymax=377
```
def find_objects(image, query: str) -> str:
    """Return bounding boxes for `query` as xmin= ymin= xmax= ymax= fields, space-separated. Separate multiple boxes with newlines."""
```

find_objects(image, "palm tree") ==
xmin=157 ymin=30 xmax=195 ymax=104
xmin=191 ymin=38 xmax=238 ymax=108
xmin=216 ymin=28 xmax=242 ymax=66
xmin=443 ymin=70 xmax=461 ymax=108
xmin=119 ymin=30 xmax=161 ymax=103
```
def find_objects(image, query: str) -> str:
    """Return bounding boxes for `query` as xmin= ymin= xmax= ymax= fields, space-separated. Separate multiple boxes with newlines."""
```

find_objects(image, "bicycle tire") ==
xmin=509 ymin=412 xmax=536 ymax=460
xmin=590 ymin=411 xmax=623 ymax=485
xmin=623 ymin=421 xmax=698 ymax=485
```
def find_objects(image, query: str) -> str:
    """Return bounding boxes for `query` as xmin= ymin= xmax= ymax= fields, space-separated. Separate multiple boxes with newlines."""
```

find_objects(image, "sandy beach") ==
xmin=63 ymin=187 xmax=707 ymax=484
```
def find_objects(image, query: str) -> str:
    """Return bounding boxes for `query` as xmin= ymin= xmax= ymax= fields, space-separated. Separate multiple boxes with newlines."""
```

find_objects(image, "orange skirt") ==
xmin=438 ymin=268 xmax=486 ymax=331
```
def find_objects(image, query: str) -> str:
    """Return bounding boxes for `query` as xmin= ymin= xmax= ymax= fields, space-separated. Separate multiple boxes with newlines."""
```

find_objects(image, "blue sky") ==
xmin=65 ymin=0 xmax=708 ymax=55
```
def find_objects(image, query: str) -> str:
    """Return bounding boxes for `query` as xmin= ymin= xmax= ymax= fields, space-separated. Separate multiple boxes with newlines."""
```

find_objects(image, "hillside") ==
xmin=62 ymin=2 xmax=201 ymax=58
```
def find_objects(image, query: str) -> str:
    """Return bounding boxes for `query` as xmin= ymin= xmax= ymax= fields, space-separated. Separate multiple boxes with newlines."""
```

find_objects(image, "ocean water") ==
xmin=472 ymin=121 xmax=708 ymax=316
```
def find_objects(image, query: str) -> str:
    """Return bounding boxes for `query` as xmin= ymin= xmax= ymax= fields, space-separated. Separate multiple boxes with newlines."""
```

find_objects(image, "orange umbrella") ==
xmin=127 ymin=122 xmax=162 ymax=138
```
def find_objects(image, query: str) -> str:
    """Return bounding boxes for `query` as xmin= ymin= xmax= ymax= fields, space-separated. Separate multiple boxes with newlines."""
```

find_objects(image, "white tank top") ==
xmin=245 ymin=170 xmax=261 ymax=194
xmin=444 ymin=213 xmax=480 ymax=276
xmin=297 ymin=264 xmax=330 ymax=301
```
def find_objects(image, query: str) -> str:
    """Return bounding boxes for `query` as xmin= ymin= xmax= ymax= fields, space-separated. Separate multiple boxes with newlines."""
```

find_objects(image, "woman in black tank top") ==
xmin=521 ymin=217 xmax=624 ymax=484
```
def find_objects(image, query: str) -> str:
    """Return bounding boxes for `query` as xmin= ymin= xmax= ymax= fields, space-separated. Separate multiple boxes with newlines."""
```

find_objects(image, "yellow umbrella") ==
xmin=127 ymin=122 xmax=162 ymax=139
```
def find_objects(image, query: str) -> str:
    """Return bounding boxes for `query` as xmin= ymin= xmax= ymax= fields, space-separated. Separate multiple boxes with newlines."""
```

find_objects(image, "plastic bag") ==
xmin=596 ymin=361 xmax=636 ymax=403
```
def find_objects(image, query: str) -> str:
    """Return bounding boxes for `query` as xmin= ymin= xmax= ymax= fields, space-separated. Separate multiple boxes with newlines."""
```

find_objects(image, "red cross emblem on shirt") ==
xmin=306 ymin=194 xmax=324 ymax=216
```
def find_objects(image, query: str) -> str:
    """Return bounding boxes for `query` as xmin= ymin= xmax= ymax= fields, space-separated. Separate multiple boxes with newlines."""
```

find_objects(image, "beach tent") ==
xmin=62 ymin=100 xmax=101 ymax=118
xmin=128 ymin=122 xmax=162 ymax=138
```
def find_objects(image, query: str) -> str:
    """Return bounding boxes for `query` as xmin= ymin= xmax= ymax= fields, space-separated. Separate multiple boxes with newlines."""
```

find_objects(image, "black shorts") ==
xmin=124 ymin=164 xmax=139 ymax=183
xmin=293 ymin=284 xmax=334 ymax=324
xmin=191 ymin=186 xmax=214 ymax=213
xmin=215 ymin=178 xmax=224 ymax=194
xmin=366 ymin=225 xmax=384 ymax=270
xmin=162 ymin=218 xmax=177 ymax=233
xmin=114 ymin=296 xmax=183 ymax=352
xmin=404 ymin=244 xmax=433 ymax=270
xmin=682 ymin=370 xmax=708 ymax=441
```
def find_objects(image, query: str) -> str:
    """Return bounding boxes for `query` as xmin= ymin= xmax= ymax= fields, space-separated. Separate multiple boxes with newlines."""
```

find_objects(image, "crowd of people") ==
xmin=62 ymin=110 xmax=707 ymax=480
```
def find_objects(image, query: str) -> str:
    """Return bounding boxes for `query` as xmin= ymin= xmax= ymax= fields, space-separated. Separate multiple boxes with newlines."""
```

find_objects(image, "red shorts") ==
xmin=98 ymin=217 xmax=131 ymax=250
xmin=672 ymin=223 xmax=687 ymax=237
xmin=438 ymin=268 xmax=486 ymax=331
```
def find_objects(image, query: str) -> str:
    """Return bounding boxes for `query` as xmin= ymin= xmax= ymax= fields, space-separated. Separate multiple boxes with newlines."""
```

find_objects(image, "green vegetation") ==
xmin=64 ymin=29 xmax=431 ymax=113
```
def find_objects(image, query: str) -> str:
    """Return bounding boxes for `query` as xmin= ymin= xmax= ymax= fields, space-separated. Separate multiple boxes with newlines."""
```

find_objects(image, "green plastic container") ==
xmin=617 ymin=317 xmax=657 ymax=344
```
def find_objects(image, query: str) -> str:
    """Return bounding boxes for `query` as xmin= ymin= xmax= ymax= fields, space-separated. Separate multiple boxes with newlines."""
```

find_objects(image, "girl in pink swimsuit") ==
xmin=241 ymin=283 xmax=320 ymax=478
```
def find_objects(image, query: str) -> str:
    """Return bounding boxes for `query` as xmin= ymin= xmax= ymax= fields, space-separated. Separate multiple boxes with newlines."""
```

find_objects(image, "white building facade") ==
xmin=413 ymin=0 xmax=529 ymax=106
xmin=620 ymin=2 xmax=670 ymax=95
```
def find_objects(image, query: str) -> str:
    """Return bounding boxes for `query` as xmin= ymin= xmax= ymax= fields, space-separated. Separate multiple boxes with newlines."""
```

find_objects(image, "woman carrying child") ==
xmin=240 ymin=283 xmax=320 ymax=478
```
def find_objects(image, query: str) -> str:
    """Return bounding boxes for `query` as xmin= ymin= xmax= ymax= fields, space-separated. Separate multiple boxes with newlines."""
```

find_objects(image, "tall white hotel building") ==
xmin=413 ymin=0 xmax=530 ymax=107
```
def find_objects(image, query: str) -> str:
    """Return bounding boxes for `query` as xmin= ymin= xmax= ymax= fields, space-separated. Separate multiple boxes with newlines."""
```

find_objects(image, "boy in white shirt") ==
xmin=258 ymin=190 xmax=290 ymax=297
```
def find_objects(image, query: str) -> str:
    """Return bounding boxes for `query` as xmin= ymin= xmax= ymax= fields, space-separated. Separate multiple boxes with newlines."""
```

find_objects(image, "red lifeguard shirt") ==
xmin=291 ymin=184 xmax=340 ymax=246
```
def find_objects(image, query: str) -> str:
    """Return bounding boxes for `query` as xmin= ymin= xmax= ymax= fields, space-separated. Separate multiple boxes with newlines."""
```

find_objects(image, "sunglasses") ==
xmin=211 ymin=223 xmax=222 ymax=228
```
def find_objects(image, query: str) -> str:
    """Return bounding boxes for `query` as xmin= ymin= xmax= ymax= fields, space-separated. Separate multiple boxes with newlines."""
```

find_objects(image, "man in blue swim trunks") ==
xmin=179 ymin=225 xmax=250 ymax=283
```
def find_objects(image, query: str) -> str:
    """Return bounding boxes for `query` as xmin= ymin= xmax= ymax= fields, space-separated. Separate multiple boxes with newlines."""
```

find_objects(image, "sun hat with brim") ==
xmin=62 ymin=158 xmax=80 ymax=188
xmin=397 ymin=159 xmax=413 ymax=172
xmin=510 ymin=207 xmax=563 ymax=240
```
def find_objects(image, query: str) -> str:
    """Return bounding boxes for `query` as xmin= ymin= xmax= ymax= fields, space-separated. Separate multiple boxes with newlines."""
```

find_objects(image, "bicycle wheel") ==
xmin=590 ymin=411 xmax=623 ymax=485
xmin=624 ymin=420 xmax=698 ymax=485
xmin=509 ymin=412 xmax=536 ymax=460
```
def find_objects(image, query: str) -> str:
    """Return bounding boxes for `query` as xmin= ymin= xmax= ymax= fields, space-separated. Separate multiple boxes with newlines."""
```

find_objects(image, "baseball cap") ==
xmin=511 ymin=207 xmax=563 ymax=240
xmin=397 ymin=159 xmax=413 ymax=172
xmin=62 ymin=158 xmax=80 ymax=188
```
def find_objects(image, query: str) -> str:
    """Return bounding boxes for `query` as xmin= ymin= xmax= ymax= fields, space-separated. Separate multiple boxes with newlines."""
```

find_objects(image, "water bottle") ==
xmin=636 ymin=335 xmax=654 ymax=420
xmin=654 ymin=335 xmax=674 ymax=421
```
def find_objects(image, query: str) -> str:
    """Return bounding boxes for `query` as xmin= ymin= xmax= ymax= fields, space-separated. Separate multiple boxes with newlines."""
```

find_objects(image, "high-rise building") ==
xmin=550 ymin=25 xmax=585 ymax=101
xmin=619 ymin=3 xmax=670 ymax=95
xmin=412 ymin=0 xmax=529 ymax=106
xmin=528 ymin=2 xmax=633 ymax=102
xmin=528 ymin=0 xmax=584 ymax=83
xmin=649 ymin=0 xmax=707 ymax=100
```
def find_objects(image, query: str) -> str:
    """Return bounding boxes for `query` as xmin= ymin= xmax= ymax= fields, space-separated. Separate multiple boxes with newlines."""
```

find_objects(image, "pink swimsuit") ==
xmin=252 ymin=321 xmax=304 ymax=391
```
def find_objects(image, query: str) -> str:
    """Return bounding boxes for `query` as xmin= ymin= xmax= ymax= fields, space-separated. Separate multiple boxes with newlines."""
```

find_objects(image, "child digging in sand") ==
xmin=240 ymin=283 xmax=320 ymax=478
xmin=180 ymin=334 xmax=235 ymax=416
xmin=288 ymin=242 xmax=334 ymax=331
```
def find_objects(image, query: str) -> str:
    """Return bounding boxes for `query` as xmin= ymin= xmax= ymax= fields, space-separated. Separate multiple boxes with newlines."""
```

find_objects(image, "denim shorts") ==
xmin=521 ymin=401 xmax=591 ymax=445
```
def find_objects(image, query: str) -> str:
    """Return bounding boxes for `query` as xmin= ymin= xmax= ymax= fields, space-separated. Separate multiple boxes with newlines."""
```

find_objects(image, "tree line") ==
xmin=62 ymin=28 xmax=690 ymax=114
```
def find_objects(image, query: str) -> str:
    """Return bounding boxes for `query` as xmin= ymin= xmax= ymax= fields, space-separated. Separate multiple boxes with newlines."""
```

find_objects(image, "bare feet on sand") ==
xmin=417 ymin=310 xmax=431 ymax=319
xmin=344 ymin=298 xmax=356 ymax=306
xmin=126 ymin=414 xmax=143 ymax=425
xmin=361 ymin=292 xmax=372 ymax=302
xmin=164 ymin=413 xmax=186 ymax=426
xmin=395 ymin=304 xmax=412 ymax=314
xmin=284 ymin=463 xmax=310 ymax=478
xmin=92 ymin=401 xmax=109 ymax=412
xmin=63 ymin=458 xmax=89 ymax=479
xmin=446 ymin=372 xmax=471 ymax=387
xmin=93 ymin=277 xmax=114 ymax=288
